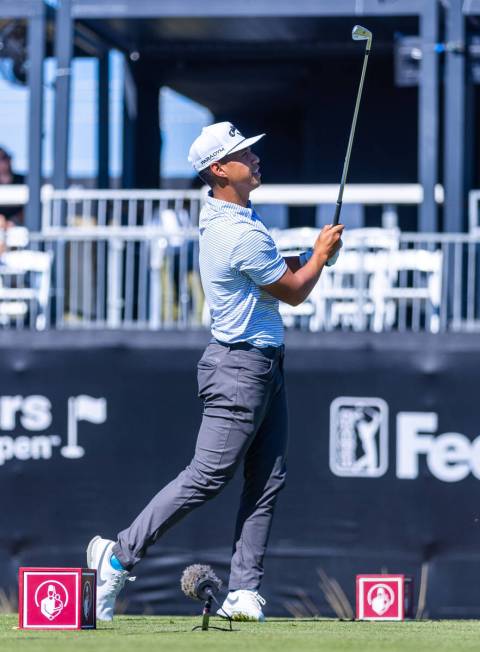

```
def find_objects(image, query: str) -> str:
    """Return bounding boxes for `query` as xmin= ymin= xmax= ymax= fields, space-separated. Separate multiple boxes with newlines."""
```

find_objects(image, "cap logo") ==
xmin=229 ymin=125 xmax=241 ymax=138
xmin=199 ymin=146 xmax=225 ymax=167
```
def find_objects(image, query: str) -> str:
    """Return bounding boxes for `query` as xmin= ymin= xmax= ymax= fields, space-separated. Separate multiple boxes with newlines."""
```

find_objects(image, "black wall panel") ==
xmin=1 ymin=331 xmax=480 ymax=618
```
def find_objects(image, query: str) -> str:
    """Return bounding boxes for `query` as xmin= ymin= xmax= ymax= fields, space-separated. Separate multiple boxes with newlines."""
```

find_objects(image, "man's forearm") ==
xmin=288 ymin=252 xmax=327 ymax=305
xmin=262 ymin=225 xmax=343 ymax=306
xmin=262 ymin=252 xmax=327 ymax=306
xmin=273 ymin=252 xmax=327 ymax=307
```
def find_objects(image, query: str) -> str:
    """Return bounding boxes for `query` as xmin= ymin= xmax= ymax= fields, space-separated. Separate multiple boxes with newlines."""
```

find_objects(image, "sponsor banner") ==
xmin=3 ymin=331 xmax=480 ymax=618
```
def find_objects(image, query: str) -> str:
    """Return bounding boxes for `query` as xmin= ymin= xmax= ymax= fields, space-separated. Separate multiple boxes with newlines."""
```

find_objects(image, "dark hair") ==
xmin=198 ymin=153 xmax=232 ymax=188
xmin=0 ymin=147 xmax=12 ymax=162
xmin=198 ymin=167 xmax=218 ymax=188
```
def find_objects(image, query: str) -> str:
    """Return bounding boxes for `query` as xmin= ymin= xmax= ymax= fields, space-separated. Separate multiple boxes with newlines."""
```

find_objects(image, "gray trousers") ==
xmin=113 ymin=340 xmax=288 ymax=590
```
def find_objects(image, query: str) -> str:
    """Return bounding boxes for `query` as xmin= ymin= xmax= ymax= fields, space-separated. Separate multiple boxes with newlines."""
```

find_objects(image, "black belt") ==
xmin=212 ymin=338 xmax=284 ymax=360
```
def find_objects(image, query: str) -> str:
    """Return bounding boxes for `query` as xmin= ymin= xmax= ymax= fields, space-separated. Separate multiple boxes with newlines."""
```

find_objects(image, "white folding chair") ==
xmin=5 ymin=226 xmax=30 ymax=249
xmin=0 ymin=250 xmax=53 ymax=330
xmin=370 ymin=248 xmax=443 ymax=333
xmin=342 ymin=227 xmax=400 ymax=253
xmin=312 ymin=228 xmax=401 ymax=331
xmin=311 ymin=250 xmax=383 ymax=331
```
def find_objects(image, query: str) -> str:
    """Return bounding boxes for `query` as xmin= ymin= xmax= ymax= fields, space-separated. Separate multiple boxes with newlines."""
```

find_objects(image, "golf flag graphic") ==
xmin=73 ymin=396 xmax=107 ymax=423
xmin=61 ymin=396 xmax=107 ymax=459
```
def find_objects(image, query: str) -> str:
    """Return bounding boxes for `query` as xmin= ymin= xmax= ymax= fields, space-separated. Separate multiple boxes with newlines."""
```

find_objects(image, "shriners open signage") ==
xmin=330 ymin=397 xmax=480 ymax=482
xmin=0 ymin=395 xmax=106 ymax=467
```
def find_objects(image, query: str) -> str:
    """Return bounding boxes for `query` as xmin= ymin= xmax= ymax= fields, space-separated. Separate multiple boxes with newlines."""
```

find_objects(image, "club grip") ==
xmin=332 ymin=201 xmax=342 ymax=226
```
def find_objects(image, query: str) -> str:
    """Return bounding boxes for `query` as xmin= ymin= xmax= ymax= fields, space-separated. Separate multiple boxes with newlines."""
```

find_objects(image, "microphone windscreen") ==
xmin=181 ymin=564 xmax=222 ymax=600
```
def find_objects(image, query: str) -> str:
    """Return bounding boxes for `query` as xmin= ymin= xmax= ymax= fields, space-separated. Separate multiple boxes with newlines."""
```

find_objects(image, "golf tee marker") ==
xmin=18 ymin=567 xmax=96 ymax=630
xmin=356 ymin=574 xmax=413 ymax=621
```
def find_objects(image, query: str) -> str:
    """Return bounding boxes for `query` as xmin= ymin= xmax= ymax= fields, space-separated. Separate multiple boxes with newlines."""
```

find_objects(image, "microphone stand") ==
xmin=201 ymin=595 xmax=213 ymax=631
xmin=191 ymin=589 xmax=233 ymax=632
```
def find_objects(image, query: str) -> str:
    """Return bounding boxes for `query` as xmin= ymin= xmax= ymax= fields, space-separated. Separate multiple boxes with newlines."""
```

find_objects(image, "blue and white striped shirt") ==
xmin=199 ymin=193 xmax=287 ymax=348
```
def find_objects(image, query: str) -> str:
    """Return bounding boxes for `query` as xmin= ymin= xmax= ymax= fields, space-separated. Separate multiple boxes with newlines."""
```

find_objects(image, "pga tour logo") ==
xmin=0 ymin=394 xmax=106 ymax=466
xmin=330 ymin=397 xmax=388 ymax=478
xmin=330 ymin=396 xmax=480 ymax=482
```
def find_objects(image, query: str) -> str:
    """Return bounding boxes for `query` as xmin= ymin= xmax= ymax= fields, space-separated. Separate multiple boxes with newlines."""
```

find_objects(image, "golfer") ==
xmin=87 ymin=122 xmax=343 ymax=622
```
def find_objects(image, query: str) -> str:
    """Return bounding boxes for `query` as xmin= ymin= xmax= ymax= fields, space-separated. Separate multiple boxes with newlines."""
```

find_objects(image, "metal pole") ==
xmin=26 ymin=8 xmax=45 ymax=231
xmin=444 ymin=0 xmax=466 ymax=232
xmin=53 ymin=0 xmax=73 ymax=190
xmin=98 ymin=51 xmax=110 ymax=188
xmin=418 ymin=1 xmax=439 ymax=232
xmin=122 ymin=59 xmax=137 ymax=188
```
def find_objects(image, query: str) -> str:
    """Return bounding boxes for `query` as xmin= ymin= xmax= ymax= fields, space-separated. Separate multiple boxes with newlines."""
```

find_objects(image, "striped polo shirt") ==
xmin=199 ymin=193 xmax=288 ymax=348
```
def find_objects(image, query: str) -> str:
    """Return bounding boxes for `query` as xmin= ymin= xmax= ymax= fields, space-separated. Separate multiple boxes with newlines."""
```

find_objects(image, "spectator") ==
xmin=0 ymin=147 xmax=25 ymax=226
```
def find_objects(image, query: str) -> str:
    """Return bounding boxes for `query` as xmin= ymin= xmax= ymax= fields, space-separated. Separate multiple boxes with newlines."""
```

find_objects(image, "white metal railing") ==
xmin=251 ymin=183 xmax=445 ymax=205
xmin=0 ymin=184 xmax=29 ymax=207
xmin=0 ymin=184 xmax=479 ymax=332
xmin=40 ymin=187 xmax=203 ymax=230
xmin=5 ymin=229 xmax=475 ymax=333
xmin=28 ymin=227 xmax=201 ymax=330
xmin=469 ymin=189 xmax=480 ymax=235
xmin=39 ymin=184 xmax=444 ymax=231
xmin=1 ymin=183 xmax=446 ymax=230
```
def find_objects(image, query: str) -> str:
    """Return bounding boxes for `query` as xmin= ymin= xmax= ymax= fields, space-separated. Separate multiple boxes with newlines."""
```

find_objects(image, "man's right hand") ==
xmin=313 ymin=224 xmax=344 ymax=263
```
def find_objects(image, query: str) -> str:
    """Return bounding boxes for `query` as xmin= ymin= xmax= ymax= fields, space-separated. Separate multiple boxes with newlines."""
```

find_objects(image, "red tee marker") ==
xmin=356 ymin=574 xmax=413 ymax=621
xmin=18 ymin=567 xmax=96 ymax=630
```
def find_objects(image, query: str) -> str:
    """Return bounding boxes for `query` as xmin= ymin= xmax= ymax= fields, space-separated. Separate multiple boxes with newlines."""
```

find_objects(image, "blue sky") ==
xmin=0 ymin=51 xmax=212 ymax=180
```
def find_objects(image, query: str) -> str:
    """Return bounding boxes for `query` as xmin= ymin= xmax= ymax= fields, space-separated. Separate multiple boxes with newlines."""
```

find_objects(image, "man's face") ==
xmin=212 ymin=147 xmax=261 ymax=192
xmin=0 ymin=153 xmax=12 ymax=177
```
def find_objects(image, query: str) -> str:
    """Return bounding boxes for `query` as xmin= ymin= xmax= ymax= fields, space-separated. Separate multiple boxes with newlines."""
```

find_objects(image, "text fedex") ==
xmin=396 ymin=412 xmax=480 ymax=482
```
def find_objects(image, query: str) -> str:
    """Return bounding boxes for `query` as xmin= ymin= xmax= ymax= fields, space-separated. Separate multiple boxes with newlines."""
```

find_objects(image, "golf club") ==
xmin=332 ymin=24 xmax=372 ymax=227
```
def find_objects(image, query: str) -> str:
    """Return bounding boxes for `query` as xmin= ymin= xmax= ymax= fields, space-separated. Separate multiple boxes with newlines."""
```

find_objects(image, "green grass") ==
xmin=3 ymin=614 xmax=480 ymax=652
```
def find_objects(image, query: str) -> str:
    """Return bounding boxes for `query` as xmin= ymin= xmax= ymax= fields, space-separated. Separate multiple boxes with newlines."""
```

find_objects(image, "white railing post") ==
xmin=149 ymin=238 xmax=166 ymax=330
xmin=107 ymin=238 xmax=124 ymax=328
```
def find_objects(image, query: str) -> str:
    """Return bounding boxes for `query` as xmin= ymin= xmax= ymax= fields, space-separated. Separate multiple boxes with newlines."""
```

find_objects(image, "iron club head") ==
xmin=352 ymin=25 xmax=372 ymax=46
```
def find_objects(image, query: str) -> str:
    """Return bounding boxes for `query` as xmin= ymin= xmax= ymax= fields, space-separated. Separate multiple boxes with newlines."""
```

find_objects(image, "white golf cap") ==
xmin=188 ymin=122 xmax=265 ymax=172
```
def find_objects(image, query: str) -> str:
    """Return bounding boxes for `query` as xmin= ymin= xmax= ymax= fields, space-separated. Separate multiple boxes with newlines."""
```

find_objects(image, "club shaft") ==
xmin=333 ymin=45 xmax=371 ymax=225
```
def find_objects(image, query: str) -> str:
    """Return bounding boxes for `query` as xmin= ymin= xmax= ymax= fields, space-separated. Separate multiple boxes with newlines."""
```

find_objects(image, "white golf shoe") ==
xmin=217 ymin=590 xmax=266 ymax=621
xmin=86 ymin=535 xmax=135 ymax=621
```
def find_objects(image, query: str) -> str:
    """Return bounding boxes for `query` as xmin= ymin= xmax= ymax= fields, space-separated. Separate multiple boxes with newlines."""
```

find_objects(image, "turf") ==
xmin=2 ymin=614 xmax=480 ymax=652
